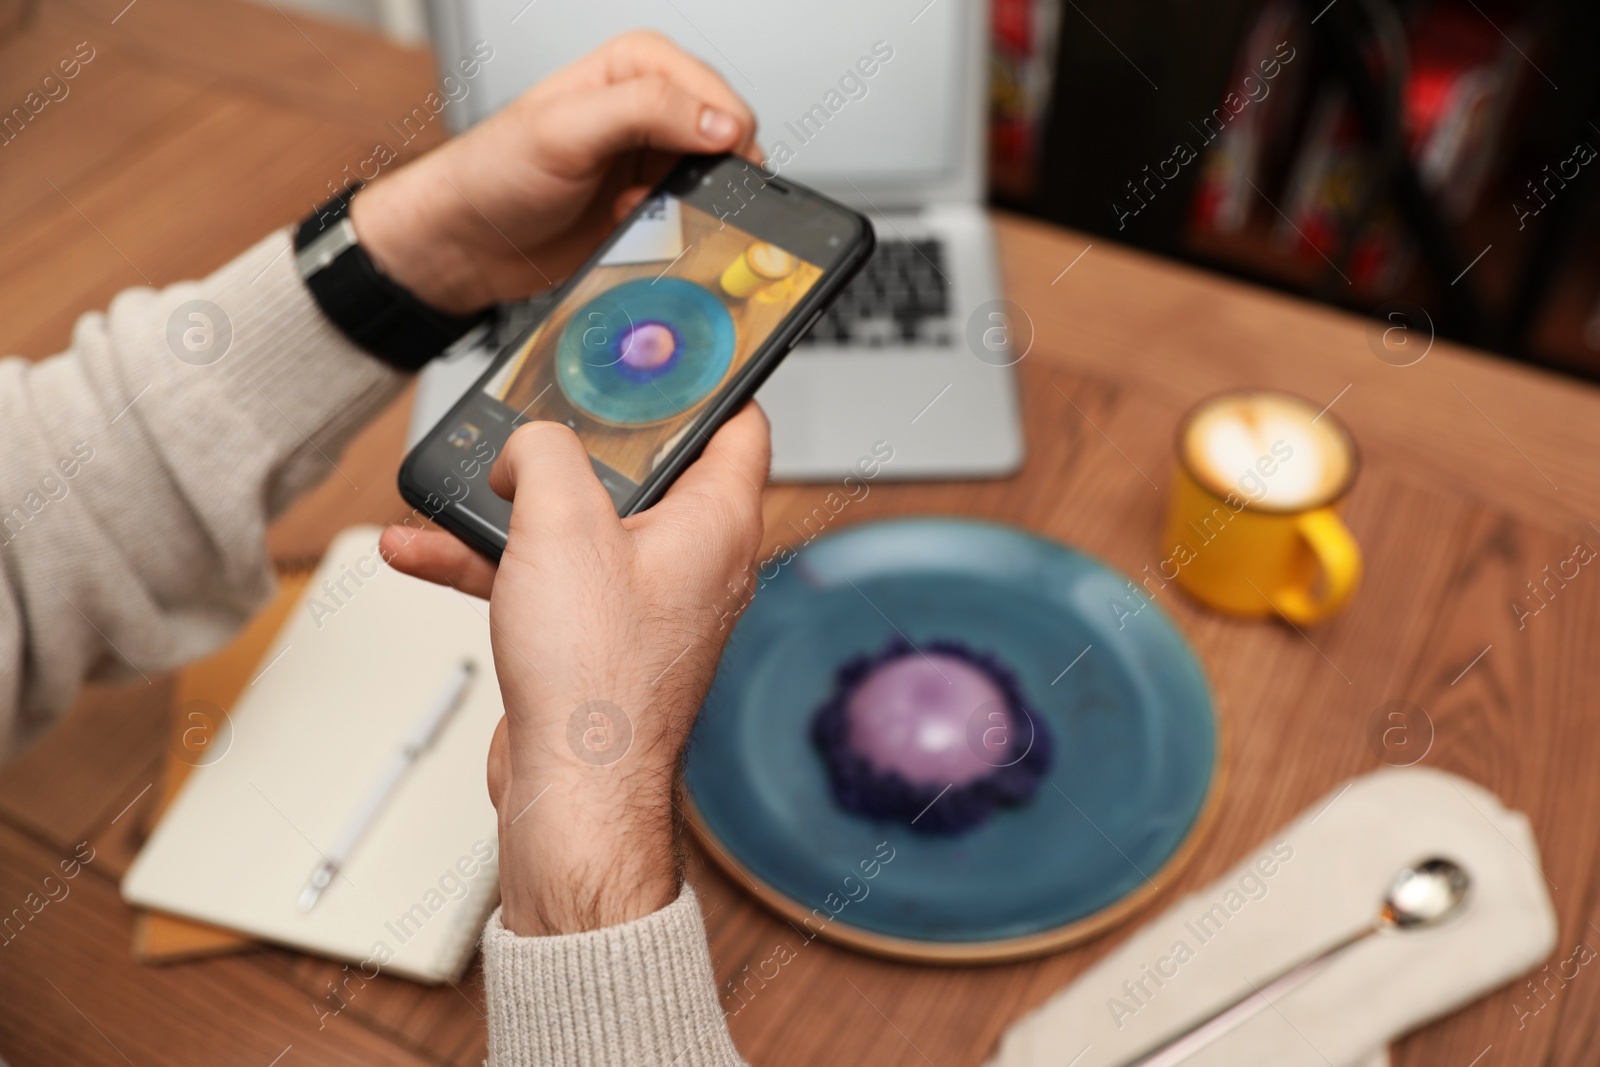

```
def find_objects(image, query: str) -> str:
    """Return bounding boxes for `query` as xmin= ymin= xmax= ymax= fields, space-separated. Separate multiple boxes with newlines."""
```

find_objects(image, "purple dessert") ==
xmin=811 ymin=640 xmax=1051 ymax=835
xmin=609 ymin=320 xmax=681 ymax=381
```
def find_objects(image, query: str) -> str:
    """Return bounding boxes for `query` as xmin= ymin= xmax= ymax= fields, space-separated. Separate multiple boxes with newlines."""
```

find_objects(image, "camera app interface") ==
xmin=441 ymin=192 xmax=824 ymax=526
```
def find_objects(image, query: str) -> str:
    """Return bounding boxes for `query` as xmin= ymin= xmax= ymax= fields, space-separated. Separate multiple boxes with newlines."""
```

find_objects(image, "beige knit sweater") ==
xmin=0 ymin=229 xmax=745 ymax=1066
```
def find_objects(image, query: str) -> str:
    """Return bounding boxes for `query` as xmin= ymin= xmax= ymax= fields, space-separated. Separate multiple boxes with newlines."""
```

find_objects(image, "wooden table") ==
xmin=4 ymin=2 xmax=1599 ymax=1064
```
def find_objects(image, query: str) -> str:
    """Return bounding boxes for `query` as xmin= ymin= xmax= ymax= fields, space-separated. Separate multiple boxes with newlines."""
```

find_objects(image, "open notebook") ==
xmin=122 ymin=527 xmax=504 ymax=983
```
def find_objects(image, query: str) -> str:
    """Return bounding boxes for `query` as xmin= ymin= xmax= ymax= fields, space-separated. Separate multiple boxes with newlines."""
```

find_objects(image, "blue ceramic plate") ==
xmin=685 ymin=518 xmax=1219 ymax=962
xmin=556 ymin=277 xmax=736 ymax=426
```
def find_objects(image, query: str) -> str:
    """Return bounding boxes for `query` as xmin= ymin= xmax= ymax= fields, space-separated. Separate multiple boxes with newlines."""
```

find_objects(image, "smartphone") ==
xmin=398 ymin=154 xmax=875 ymax=560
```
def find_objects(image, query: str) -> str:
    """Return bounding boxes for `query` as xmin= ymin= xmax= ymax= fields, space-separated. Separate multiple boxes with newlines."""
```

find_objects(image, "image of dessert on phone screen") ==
xmin=480 ymin=193 xmax=822 ymax=497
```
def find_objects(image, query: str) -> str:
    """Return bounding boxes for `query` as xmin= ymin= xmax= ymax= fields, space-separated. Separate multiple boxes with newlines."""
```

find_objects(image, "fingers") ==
xmin=638 ymin=403 xmax=770 ymax=554
xmin=550 ymin=31 xmax=755 ymax=137
xmin=490 ymin=421 xmax=619 ymax=538
xmin=525 ymin=31 xmax=756 ymax=178
xmin=381 ymin=525 xmax=499 ymax=599
xmin=611 ymin=126 xmax=767 ymax=219
xmin=606 ymin=32 xmax=752 ymax=125
xmin=535 ymin=74 xmax=747 ymax=177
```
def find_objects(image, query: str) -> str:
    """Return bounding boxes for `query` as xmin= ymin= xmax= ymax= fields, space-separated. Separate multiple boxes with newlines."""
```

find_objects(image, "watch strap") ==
xmin=293 ymin=186 xmax=490 ymax=371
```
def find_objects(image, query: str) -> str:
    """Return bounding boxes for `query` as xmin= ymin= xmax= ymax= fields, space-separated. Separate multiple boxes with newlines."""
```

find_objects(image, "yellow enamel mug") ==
xmin=720 ymin=241 xmax=798 ymax=300
xmin=1162 ymin=391 xmax=1362 ymax=624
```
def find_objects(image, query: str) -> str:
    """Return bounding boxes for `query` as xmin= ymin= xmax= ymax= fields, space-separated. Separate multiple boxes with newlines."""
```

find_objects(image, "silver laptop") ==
xmin=416 ymin=0 xmax=1023 ymax=480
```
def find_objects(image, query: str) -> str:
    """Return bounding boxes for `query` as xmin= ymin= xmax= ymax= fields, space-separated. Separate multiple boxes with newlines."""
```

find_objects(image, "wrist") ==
xmin=496 ymin=771 xmax=680 ymax=937
xmin=347 ymin=171 xmax=494 ymax=316
xmin=295 ymin=183 xmax=492 ymax=369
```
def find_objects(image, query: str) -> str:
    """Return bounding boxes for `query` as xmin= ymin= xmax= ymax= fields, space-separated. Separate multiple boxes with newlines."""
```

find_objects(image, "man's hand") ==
xmin=381 ymin=406 xmax=769 ymax=936
xmin=349 ymin=31 xmax=759 ymax=315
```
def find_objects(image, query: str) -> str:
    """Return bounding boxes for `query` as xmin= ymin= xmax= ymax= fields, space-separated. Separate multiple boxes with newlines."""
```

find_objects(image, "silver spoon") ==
xmin=1112 ymin=857 xmax=1471 ymax=1067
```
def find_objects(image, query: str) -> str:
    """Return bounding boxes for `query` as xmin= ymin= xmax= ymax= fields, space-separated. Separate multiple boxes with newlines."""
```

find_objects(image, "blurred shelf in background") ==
xmin=995 ymin=0 xmax=1600 ymax=382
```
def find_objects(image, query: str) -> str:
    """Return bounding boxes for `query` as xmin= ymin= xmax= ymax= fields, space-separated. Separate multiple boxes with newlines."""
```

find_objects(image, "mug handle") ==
xmin=1273 ymin=509 xmax=1362 ymax=625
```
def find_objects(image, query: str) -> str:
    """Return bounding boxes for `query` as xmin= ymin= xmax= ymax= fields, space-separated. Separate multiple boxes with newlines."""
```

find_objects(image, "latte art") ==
xmin=1182 ymin=392 xmax=1354 ymax=510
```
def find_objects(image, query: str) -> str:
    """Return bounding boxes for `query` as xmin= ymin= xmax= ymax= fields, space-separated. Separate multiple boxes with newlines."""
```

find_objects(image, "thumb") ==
xmin=489 ymin=421 xmax=620 ymax=540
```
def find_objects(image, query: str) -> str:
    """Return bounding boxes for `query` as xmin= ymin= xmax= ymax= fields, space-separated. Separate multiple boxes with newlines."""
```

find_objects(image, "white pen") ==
xmin=297 ymin=659 xmax=477 ymax=912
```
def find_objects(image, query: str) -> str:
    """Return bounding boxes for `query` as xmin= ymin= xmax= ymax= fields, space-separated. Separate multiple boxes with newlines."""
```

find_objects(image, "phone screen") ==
xmin=404 ymin=157 xmax=869 ymax=550
xmin=471 ymin=192 xmax=824 ymax=501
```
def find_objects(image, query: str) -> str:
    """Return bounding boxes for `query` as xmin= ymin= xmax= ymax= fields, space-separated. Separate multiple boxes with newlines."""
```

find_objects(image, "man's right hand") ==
xmin=381 ymin=404 xmax=770 ymax=936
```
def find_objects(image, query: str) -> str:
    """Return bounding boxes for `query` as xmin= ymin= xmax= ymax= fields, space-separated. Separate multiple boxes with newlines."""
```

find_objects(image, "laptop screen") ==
xmin=457 ymin=0 xmax=966 ymax=192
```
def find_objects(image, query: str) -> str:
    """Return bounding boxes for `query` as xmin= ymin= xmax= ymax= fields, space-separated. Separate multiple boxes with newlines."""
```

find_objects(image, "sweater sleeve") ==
xmin=481 ymin=883 xmax=747 ymax=1067
xmin=0 ymin=229 xmax=406 ymax=758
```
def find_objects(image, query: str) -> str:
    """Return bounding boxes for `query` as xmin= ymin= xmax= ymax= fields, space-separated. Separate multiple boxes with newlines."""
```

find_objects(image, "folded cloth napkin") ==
xmin=986 ymin=767 xmax=1557 ymax=1067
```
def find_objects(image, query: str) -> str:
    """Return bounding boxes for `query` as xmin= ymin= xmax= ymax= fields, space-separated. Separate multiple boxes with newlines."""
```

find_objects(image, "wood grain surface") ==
xmin=4 ymin=2 xmax=1600 ymax=1065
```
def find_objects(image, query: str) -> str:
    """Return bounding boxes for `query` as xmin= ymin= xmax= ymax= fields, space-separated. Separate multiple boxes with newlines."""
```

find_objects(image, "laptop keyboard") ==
xmin=795 ymin=237 xmax=953 ymax=349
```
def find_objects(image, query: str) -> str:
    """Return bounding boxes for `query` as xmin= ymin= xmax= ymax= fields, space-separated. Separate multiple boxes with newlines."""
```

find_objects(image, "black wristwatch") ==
xmin=293 ymin=184 xmax=491 ymax=371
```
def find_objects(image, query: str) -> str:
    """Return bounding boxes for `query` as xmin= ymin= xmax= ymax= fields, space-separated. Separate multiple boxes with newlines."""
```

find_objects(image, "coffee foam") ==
xmin=1182 ymin=393 xmax=1353 ymax=510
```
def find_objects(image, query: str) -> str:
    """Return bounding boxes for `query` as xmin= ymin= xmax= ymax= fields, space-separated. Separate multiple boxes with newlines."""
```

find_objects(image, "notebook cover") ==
xmin=130 ymin=571 xmax=311 ymax=964
xmin=122 ymin=527 xmax=503 ymax=983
